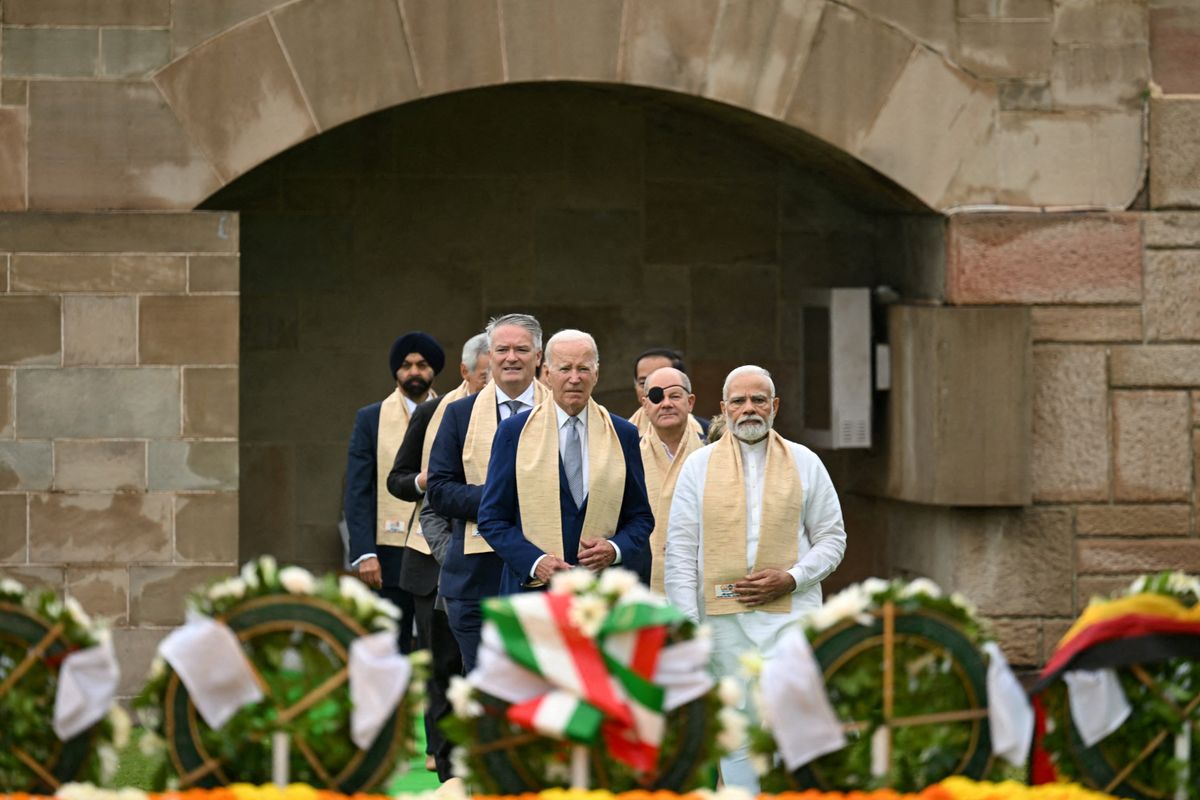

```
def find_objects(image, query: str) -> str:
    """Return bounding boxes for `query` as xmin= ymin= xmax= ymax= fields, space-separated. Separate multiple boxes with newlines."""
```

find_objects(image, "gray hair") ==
xmin=545 ymin=329 xmax=599 ymax=366
xmin=460 ymin=332 xmax=489 ymax=368
xmin=722 ymin=365 xmax=775 ymax=401
xmin=485 ymin=313 xmax=543 ymax=351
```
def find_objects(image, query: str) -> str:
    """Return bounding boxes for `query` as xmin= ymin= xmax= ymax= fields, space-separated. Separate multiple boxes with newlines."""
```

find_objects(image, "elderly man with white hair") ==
xmin=477 ymin=329 xmax=654 ymax=594
xmin=665 ymin=364 xmax=846 ymax=792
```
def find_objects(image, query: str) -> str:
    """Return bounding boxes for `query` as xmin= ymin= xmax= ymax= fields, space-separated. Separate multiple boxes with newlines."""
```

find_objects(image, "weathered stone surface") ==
xmin=533 ymin=209 xmax=640 ymax=303
xmin=0 ymin=494 xmax=25 ymax=561
xmin=1 ymin=81 xmax=28 ymax=106
xmin=1111 ymin=345 xmax=1200 ymax=387
xmin=620 ymin=0 xmax=722 ymax=94
xmin=28 ymin=81 xmax=220 ymax=210
xmin=1041 ymin=618 xmax=1074 ymax=660
xmin=1053 ymin=0 xmax=1148 ymax=44
xmin=1078 ymin=538 xmax=1200 ymax=574
xmin=0 ymin=212 xmax=238 ymax=252
xmin=30 ymin=493 xmax=172 ymax=562
xmin=16 ymin=367 xmax=180 ymax=438
xmin=1195 ymin=430 xmax=1200 ymax=524
xmin=501 ymin=0 xmax=624 ymax=82
xmin=148 ymin=441 xmax=238 ymax=491
xmin=1113 ymin=390 xmax=1191 ymax=501
xmin=1150 ymin=97 xmax=1200 ymax=209
xmin=1 ymin=28 xmax=98 ymax=78
xmin=100 ymin=28 xmax=171 ymax=78
xmin=183 ymin=368 xmax=238 ymax=438
xmin=645 ymin=179 xmax=776 ymax=264
xmin=54 ymin=440 xmax=145 ymax=492
xmin=400 ymin=0 xmax=504 ymax=95
xmin=171 ymin=0 xmax=281 ymax=55
xmin=956 ymin=18 xmax=1053 ymax=78
xmin=0 ymin=441 xmax=53 ymax=490
xmin=272 ymin=0 xmax=418 ymax=131
xmin=1144 ymin=212 xmax=1200 ymax=247
xmin=3 ymin=0 xmax=169 ymax=25
xmin=995 ymin=110 xmax=1142 ymax=207
xmin=140 ymin=296 xmax=238 ymax=364
xmin=111 ymin=627 xmax=166 ymax=698
xmin=690 ymin=264 xmax=779 ymax=360
xmin=1150 ymin=1 xmax=1200 ymax=94
xmin=175 ymin=492 xmax=238 ymax=561
xmin=1194 ymin=391 xmax=1200 ymax=424
xmin=1030 ymin=306 xmax=1141 ymax=342
xmin=988 ymin=618 xmax=1040 ymax=666
xmin=1145 ymin=250 xmax=1200 ymax=340
xmin=0 ymin=566 xmax=63 ymax=590
xmin=12 ymin=254 xmax=186 ymax=292
xmin=1050 ymin=43 xmax=1148 ymax=109
xmin=238 ymin=443 xmax=295 ymax=563
xmin=1076 ymin=504 xmax=1191 ymax=536
xmin=998 ymin=79 xmax=1053 ymax=111
xmin=155 ymin=18 xmax=316 ymax=182
xmin=957 ymin=0 xmax=1052 ymax=17
xmin=1032 ymin=346 xmax=1109 ymax=501
xmin=959 ymin=508 xmax=1075 ymax=616
xmin=67 ymin=567 xmax=128 ymax=624
xmin=130 ymin=565 xmax=234 ymax=625
xmin=0 ymin=296 xmax=60 ymax=365
xmin=946 ymin=212 xmax=1142 ymax=304
xmin=785 ymin=5 xmax=914 ymax=152
xmin=63 ymin=295 xmax=137 ymax=366
xmin=0 ymin=108 xmax=27 ymax=211
xmin=188 ymin=255 xmax=239 ymax=292
xmin=703 ymin=0 xmax=823 ymax=117
xmin=0 ymin=370 xmax=12 ymax=437
xmin=295 ymin=444 xmax=343 ymax=524
xmin=843 ymin=0 xmax=956 ymax=52
xmin=860 ymin=48 xmax=996 ymax=208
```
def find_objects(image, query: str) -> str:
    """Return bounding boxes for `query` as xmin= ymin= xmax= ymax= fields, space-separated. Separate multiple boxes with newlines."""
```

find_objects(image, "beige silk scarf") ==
xmin=403 ymin=380 xmax=471 ymax=555
xmin=701 ymin=429 xmax=802 ymax=615
xmin=375 ymin=387 xmax=435 ymax=548
xmin=461 ymin=380 xmax=548 ymax=554
xmin=628 ymin=406 xmax=651 ymax=436
xmin=515 ymin=397 xmax=625 ymax=559
xmin=640 ymin=415 xmax=705 ymax=593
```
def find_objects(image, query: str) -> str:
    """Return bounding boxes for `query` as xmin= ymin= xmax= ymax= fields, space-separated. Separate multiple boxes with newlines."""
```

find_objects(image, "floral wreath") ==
xmin=1037 ymin=570 xmax=1200 ymax=800
xmin=443 ymin=567 xmax=746 ymax=793
xmin=134 ymin=557 xmax=427 ymax=792
xmin=747 ymin=577 xmax=1006 ymax=792
xmin=0 ymin=577 xmax=128 ymax=791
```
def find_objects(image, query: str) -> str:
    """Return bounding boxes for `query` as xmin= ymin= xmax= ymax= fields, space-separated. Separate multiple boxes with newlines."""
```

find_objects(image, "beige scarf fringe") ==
xmin=701 ymin=429 xmax=801 ymax=615
xmin=515 ymin=397 xmax=625 ymax=560
xmin=640 ymin=415 xmax=705 ymax=593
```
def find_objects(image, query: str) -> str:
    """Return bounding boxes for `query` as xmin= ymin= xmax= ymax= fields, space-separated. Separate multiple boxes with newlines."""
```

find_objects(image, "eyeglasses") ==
xmin=646 ymin=385 xmax=690 ymax=405
xmin=725 ymin=394 xmax=772 ymax=410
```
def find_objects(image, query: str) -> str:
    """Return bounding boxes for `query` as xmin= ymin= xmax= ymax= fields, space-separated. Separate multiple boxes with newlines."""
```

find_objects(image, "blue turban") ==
xmin=389 ymin=331 xmax=445 ymax=377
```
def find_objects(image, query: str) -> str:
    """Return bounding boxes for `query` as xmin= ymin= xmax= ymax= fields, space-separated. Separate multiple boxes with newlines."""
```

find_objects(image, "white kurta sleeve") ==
xmin=665 ymin=454 xmax=704 ymax=624
xmin=787 ymin=451 xmax=846 ymax=593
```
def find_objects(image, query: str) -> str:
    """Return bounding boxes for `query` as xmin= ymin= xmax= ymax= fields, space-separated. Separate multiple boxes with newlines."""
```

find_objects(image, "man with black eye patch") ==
xmin=638 ymin=366 xmax=705 ymax=593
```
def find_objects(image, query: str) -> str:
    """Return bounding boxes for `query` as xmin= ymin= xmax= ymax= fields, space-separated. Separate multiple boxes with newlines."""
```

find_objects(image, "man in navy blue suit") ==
xmin=477 ymin=329 xmax=654 ymax=593
xmin=426 ymin=313 xmax=548 ymax=670
xmin=344 ymin=331 xmax=445 ymax=652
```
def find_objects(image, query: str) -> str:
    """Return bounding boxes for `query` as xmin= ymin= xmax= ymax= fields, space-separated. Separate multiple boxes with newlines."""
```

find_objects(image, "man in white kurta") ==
xmin=665 ymin=365 xmax=846 ymax=791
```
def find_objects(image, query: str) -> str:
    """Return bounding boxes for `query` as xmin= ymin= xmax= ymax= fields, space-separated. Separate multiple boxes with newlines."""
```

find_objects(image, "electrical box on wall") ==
xmin=797 ymin=288 xmax=872 ymax=449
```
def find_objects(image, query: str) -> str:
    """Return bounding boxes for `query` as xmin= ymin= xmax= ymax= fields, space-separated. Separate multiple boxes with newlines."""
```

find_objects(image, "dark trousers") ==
xmin=413 ymin=592 xmax=462 ymax=782
xmin=444 ymin=596 xmax=484 ymax=673
xmin=378 ymin=585 xmax=416 ymax=654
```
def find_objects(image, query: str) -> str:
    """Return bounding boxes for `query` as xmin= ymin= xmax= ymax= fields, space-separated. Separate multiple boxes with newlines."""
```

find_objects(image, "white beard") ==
xmin=729 ymin=412 xmax=773 ymax=443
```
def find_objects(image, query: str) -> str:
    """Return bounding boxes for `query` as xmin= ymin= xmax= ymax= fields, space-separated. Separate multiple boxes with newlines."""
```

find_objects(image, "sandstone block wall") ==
xmin=0 ymin=212 xmax=239 ymax=694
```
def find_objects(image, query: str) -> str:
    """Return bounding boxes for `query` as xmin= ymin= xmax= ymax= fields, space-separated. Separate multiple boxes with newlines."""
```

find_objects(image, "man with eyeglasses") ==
xmin=638 ymin=366 xmax=705 ymax=593
xmin=664 ymin=364 xmax=846 ymax=792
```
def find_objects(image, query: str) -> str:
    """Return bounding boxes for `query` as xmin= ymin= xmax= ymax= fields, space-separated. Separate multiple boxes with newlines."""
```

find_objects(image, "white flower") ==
xmin=1128 ymin=575 xmax=1148 ymax=595
xmin=209 ymin=577 xmax=247 ymax=602
xmin=598 ymin=568 xmax=639 ymax=598
xmin=97 ymin=743 xmax=120 ymax=784
xmin=374 ymin=595 xmax=401 ymax=620
xmin=737 ymin=651 xmax=764 ymax=678
xmin=240 ymin=560 xmax=260 ymax=589
xmin=64 ymin=596 xmax=94 ymax=630
xmin=550 ymin=567 xmax=596 ymax=595
xmin=717 ymin=676 xmax=744 ymax=709
xmin=109 ymin=705 xmax=132 ymax=749
xmin=46 ymin=598 xmax=63 ymax=618
xmin=716 ymin=706 xmax=748 ymax=752
xmin=116 ymin=789 xmax=148 ymax=800
xmin=450 ymin=746 xmax=470 ymax=779
xmin=136 ymin=704 xmax=162 ymax=729
xmin=138 ymin=730 xmax=166 ymax=758
xmin=806 ymin=584 xmax=870 ymax=632
xmin=409 ymin=648 xmax=432 ymax=667
xmin=545 ymin=759 xmax=573 ymax=784
xmin=749 ymin=752 xmax=771 ymax=776
xmin=447 ymin=675 xmax=482 ymax=718
xmin=148 ymin=656 xmax=166 ymax=682
xmin=278 ymin=566 xmax=315 ymax=595
xmin=259 ymin=555 xmax=278 ymax=584
xmin=751 ymin=685 xmax=768 ymax=727
xmin=1165 ymin=571 xmax=1200 ymax=599
xmin=567 ymin=594 xmax=608 ymax=638
xmin=0 ymin=577 xmax=24 ymax=596
xmin=860 ymin=577 xmax=890 ymax=598
xmin=900 ymin=577 xmax=942 ymax=599
xmin=339 ymin=574 xmax=377 ymax=616
xmin=949 ymin=591 xmax=977 ymax=617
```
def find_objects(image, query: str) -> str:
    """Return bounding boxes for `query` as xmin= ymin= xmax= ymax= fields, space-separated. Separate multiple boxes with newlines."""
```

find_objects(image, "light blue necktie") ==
xmin=563 ymin=416 xmax=585 ymax=506
xmin=503 ymin=400 xmax=523 ymax=418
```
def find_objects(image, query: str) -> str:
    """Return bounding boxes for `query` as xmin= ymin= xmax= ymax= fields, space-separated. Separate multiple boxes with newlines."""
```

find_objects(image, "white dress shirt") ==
xmin=497 ymin=382 xmax=537 ymax=419
xmin=664 ymin=435 xmax=846 ymax=643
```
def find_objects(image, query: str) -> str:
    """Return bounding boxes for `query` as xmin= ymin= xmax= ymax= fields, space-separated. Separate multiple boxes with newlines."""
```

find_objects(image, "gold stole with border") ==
xmin=403 ymin=380 xmax=471 ymax=555
xmin=640 ymin=415 xmax=705 ymax=593
xmin=375 ymin=387 xmax=436 ymax=547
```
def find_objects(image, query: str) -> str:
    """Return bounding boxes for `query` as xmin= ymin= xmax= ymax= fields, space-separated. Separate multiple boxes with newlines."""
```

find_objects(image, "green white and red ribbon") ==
xmin=473 ymin=583 xmax=697 ymax=772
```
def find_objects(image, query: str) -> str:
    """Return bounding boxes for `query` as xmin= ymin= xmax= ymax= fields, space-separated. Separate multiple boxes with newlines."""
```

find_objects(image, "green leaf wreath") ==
xmin=747 ymin=577 xmax=1008 ymax=793
xmin=0 ymin=577 xmax=128 ymax=790
xmin=133 ymin=557 xmax=427 ymax=791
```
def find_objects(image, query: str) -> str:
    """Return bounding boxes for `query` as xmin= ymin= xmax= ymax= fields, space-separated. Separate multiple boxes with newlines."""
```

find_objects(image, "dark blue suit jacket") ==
xmin=477 ymin=407 xmax=655 ymax=594
xmin=425 ymin=393 xmax=506 ymax=600
xmin=343 ymin=402 xmax=405 ymax=587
